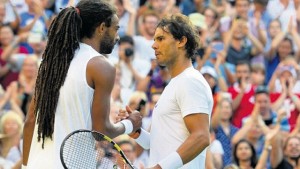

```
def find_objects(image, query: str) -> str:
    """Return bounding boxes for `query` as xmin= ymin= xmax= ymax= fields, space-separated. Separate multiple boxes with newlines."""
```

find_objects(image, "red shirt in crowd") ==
xmin=228 ymin=83 xmax=255 ymax=128
xmin=270 ymin=93 xmax=300 ymax=131
xmin=0 ymin=46 xmax=29 ymax=89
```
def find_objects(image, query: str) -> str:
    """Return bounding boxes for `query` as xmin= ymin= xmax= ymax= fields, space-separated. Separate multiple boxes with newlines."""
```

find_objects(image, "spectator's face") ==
xmin=279 ymin=70 xmax=294 ymax=85
xmin=235 ymin=0 xmax=250 ymax=19
xmin=40 ymin=0 xmax=49 ymax=8
xmin=248 ymin=122 xmax=263 ymax=139
xmin=269 ymin=20 xmax=281 ymax=38
xmin=118 ymin=42 xmax=134 ymax=61
xmin=204 ymin=9 xmax=216 ymax=27
xmin=30 ymin=41 xmax=46 ymax=54
xmin=203 ymin=73 xmax=217 ymax=89
xmin=285 ymin=138 xmax=300 ymax=158
xmin=0 ymin=26 xmax=14 ymax=46
xmin=254 ymin=2 xmax=266 ymax=13
xmin=233 ymin=21 xmax=246 ymax=40
xmin=3 ymin=118 xmax=20 ymax=137
xmin=144 ymin=15 xmax=159 ymax=37
xmin=114 ymin=0 xmax=125 ymax=17
xmin=120 ymin=143 xmax=136 ymax=163
xmin=251 ymin=70 xmax=265 ymax=86
xmin=236 ymin=64 xmax=250 ymax=82
xmin=0 ymin=3 xmax=6 ymax=22
xmin=255 ymin=93 xmax=270 ymax=115
xmin=99 ymin=14 xmax=120 ymax=54
xmin=151 ymin=0 xmax=168 ymax=13
xmin=278 ymin=40 xmax=293 ymax=58
xmin=236 ymin=142 xmax=253 ymax=161
xmin=219 ymin=100 xmax=232 ymax=121
xmin=22 ymin=57 xmax=38 ymax=79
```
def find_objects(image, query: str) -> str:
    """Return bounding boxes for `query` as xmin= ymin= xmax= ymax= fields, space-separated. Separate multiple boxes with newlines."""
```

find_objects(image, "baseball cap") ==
xmin=200 ymin=66 xmax=218 ymax=79
xmin=278 ymin=65 xmax=297 ymax=78
xmin=188 ymin=13 xmax=207 ymax=30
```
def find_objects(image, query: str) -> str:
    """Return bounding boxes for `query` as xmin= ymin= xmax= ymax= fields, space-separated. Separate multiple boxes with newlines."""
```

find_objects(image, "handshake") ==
xmin=118 ymin=106 xmax=143 ymax=138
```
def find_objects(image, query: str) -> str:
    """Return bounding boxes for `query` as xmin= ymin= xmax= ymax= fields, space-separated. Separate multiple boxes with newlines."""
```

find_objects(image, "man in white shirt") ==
xmin=125 ymin=13 xmax=213 ymax=169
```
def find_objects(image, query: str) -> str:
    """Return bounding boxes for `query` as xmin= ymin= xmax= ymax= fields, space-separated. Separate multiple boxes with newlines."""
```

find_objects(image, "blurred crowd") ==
xmin=0 ymin=0 xmax=300 ymax=168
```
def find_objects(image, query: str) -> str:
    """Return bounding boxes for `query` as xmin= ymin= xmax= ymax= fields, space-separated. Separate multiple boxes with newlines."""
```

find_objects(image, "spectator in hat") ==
xmin=200 ymin=65 xmax=228 ymax=94
xmin=197 ymin=39 xmax=235 ymax=85
xmin=269 ymin=64 xmax=300 ymax=93
xmin=188 ymin=12 xmax=208 ymax=48
xmin=269 ymin=60 xmax=300 ymax=131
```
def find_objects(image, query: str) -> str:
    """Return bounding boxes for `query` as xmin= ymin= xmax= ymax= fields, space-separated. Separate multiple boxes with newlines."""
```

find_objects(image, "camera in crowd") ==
xmin=125 ymin=48 xmax=134 ymax=58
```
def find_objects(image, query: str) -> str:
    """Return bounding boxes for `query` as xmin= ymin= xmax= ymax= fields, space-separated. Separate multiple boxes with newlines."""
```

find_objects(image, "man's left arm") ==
xmin=176 ymin=113 xmax=210 ymax=164
xmin=151 ymin=113 xmax=210 ymax=169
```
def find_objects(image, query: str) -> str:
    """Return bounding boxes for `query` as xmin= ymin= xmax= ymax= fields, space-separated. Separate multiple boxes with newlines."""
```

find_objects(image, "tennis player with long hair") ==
xmin=22 ymin=1 xmax=142 ymax=168
xmin=126 ymin=13 xmax=213 ymax=169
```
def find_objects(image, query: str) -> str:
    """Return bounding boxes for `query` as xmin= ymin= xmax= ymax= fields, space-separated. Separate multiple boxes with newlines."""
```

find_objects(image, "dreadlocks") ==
xmin=33 ymin=0 xmax=116 ymax=147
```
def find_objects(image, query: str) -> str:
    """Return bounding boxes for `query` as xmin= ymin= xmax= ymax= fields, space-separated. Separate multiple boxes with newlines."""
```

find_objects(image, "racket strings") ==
xmin=61 ymin=131 xmax=123 ymax=169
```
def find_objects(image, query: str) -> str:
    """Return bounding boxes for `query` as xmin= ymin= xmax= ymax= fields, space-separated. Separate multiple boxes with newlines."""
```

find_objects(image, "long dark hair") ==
xmin=34 ymin=0 xmax=116 ymax=147
xmin=233 ymin=139 xmax=257 ymax=168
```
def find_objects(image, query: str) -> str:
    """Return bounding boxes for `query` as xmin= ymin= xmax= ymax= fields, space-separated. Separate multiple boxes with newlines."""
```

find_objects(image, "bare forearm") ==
xmin=291 ymin=95 xmax=300 ymax=112
xmin=268 ymin=31 xmax=286 ymax=59
xmin=126 ymin=12 xmax=136 ymax=36
xmin=270 ymin=134 xmax=283 ymax=168
xmin=218 ymin=76 xmax=228 ymax=92
xmin=177 ymin=132 xmax=210 ymax=164
xmin=232 ymin=92 xmax=244 ymax=111
xmin=257 ymin=27 xmax=267 ymax=46
xmin=23 ymin=120 xmax=35 ymax=165
xmin=130 ymin=66 xmax=144 ymax=82
xmin=271 ymin=92 xmax=287 ymax=111
xmin=249 ymin=33 xmax=264 ymax=55
xmin=96 ymin=120 xmax=125 ymax=139
xmin=212 ymin=154 xmax=223 ymax=169
xmin=19 ymin=16 xmax=39 ymax=33
xmin=255 ymin=147 xmax=270 ymax=169
xmin=231 ymin=124 xmax=251 ymax=145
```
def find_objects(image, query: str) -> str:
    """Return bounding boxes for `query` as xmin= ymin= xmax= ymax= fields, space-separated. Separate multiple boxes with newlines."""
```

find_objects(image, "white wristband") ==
xmin=135 ymin=128 xmax=150 ymax=150
xmin=120 ymin=119 xmax=133 ymax=134
xmin=158 ymin=151 xmax=183 ymax=169
xmin=22 ymin=165 xmax=27 ymax=169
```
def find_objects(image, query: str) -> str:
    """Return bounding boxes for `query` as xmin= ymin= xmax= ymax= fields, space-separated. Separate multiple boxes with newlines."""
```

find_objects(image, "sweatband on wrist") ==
xmin=21 ymin=165 xmax=27 ymax=169
xmin=135 ymin=128 xmax=150 ymax=149
xmin=158 ymin=151 xmax=183 ymax=169
xmin=120 ymin=119 xmax=133 ymax=134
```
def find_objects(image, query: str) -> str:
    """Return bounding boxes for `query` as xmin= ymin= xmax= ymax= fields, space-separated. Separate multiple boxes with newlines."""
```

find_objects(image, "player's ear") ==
xmin=177 ymin=36 xmax=187 ymax=48
xmin=96 ymin=22 xmax=106 ymax=36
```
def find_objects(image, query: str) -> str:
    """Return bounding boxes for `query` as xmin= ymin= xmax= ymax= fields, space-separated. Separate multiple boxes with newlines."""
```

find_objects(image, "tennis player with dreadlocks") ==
xmin=22 ymin=1 xmax=142 ymax=168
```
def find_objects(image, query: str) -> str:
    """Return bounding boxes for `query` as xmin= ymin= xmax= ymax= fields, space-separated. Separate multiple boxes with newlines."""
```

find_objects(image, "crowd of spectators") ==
xmin=0 ymin=0 xmax=300 ymax=168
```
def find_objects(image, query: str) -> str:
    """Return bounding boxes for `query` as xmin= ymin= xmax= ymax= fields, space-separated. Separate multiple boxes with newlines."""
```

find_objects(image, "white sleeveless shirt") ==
xmin=27 ymin=43 xmax=101 ymax=169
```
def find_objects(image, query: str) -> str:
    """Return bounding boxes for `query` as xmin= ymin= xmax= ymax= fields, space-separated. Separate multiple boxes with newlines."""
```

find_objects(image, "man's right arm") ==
xmin=87 ymin=57 xmax=142 ymax=138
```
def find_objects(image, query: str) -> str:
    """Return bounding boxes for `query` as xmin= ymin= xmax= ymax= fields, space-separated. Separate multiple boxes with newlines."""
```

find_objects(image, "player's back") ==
xmin=27 ymin=43 xmax=101 ymax=169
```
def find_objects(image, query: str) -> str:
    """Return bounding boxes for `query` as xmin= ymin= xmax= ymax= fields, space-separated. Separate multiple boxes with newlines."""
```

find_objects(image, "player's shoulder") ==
xmin=87 ymin=56 xmax=116 ymax=85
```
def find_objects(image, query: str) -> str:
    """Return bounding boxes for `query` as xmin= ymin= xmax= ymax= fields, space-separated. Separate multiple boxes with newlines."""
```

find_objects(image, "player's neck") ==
xmin=81 ymin=38 xmax=100 ymax=53
xmin=168 ymin=58 xmax=192 ymax=78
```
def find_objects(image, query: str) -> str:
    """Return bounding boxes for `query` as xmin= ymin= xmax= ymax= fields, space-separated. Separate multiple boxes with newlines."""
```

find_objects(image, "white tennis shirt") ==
xmin=149 ymin=67 xmax=213 ymax=169
xmin=27 ymin=43 xmax=101 ymax=169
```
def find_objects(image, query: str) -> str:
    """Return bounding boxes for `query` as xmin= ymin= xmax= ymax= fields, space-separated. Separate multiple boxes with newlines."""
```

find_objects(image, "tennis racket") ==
xmin=60 ymin=129 xmax=135 ymax=169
